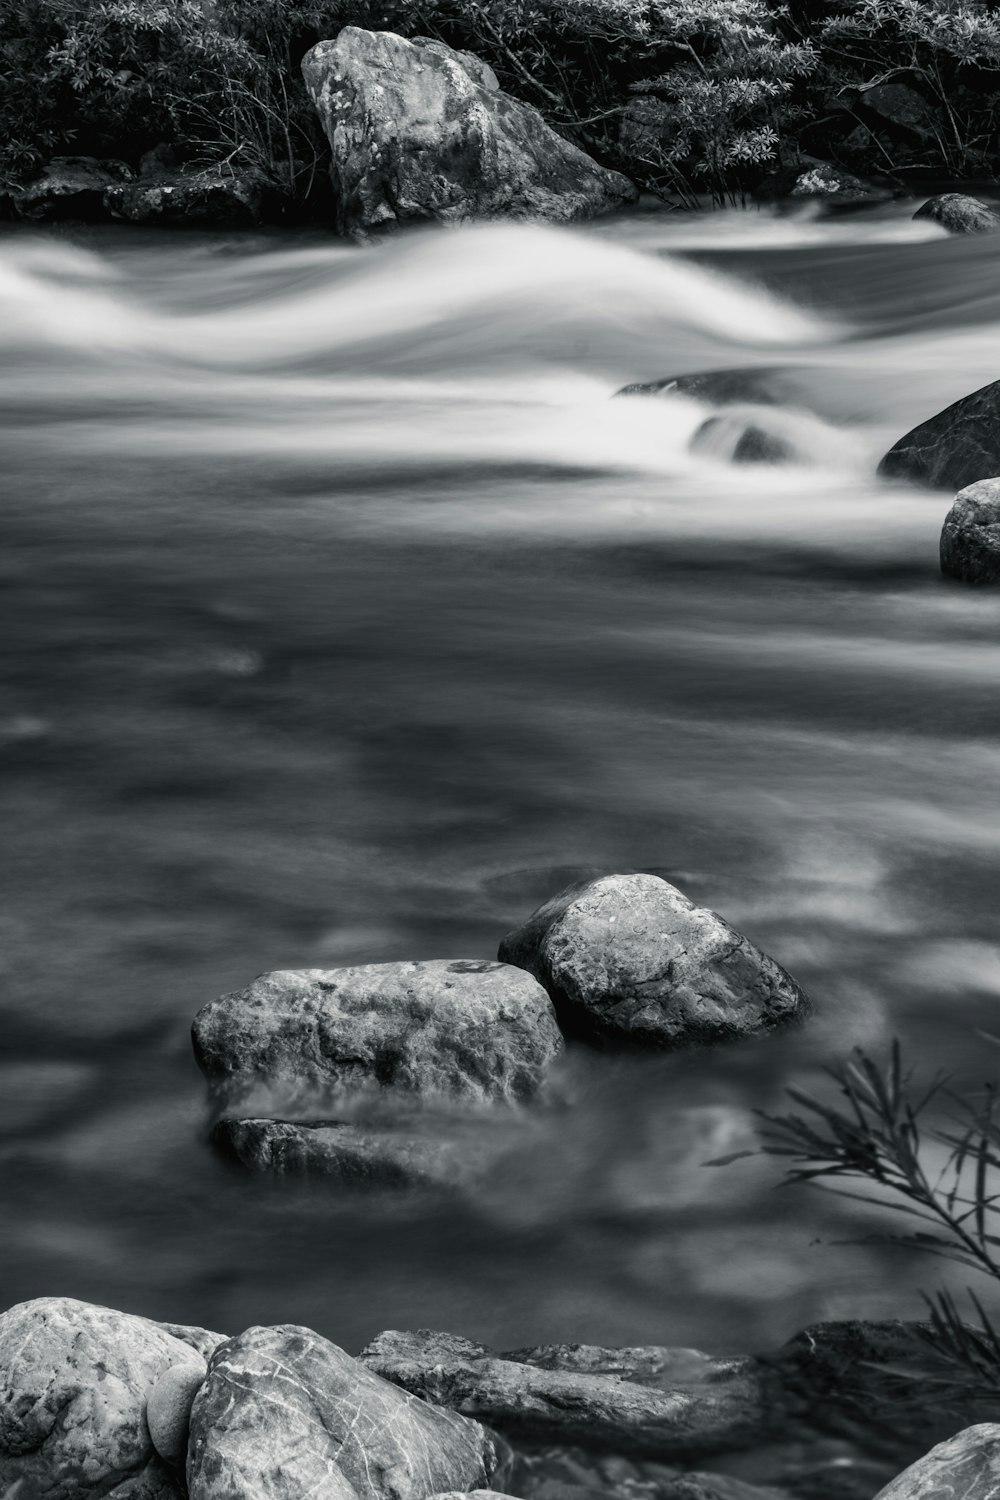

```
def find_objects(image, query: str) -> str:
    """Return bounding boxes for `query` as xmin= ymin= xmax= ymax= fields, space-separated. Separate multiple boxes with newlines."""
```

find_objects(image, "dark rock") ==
xmin=139 ymin=143 xmax=182 ymax=178
xmin=301 ymin=27 xmax=636 ymax=239
xmin=856 ymin=83 xmax=932 ymax=131
xmin=615 ymin=370 xmax=789 ymax=405
xmin=14 ymin=156 xmax=132 ymax=221
xmin=914 ymin=193 xmax=1000 ymax=235
xmin=0 ymin=1296 xmax=224 ymax=1499
xmin=940 ymin=479 xmax=1000 ymax=583
xmin=105 ymin=166 xmax=278 ymax=228
xmin=193 ymin=959 xmax=562 ymax=1113
xmin=877 ymin=379 xmax=1000 ymax=490
xmin=186 ymin=1323 xmax=504 ymax=1500
xmin=497 ymin=873 xmax=808 ymax=1049
xmin=872 ymin=1424 xmax=1000 ymax=1500
xmin=690 ymin=416 xmax=796 ymax=465
xmin=755 ymin=158 xmax=899 ymax=209
xmin=359 ymin=1329 xmax=770 ymax=1457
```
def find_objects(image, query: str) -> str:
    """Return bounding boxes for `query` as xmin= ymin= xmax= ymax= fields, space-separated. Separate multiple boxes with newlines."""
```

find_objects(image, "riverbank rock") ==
xmin=104 ymin=166 xmax=277 ymax=228
xmin=873 ymin=1424 xmax=1000 ymax=1500
xmin=940 ymin=478 xmax=1000 ymax=584
xmin=0 ymin=1296 xmax=224 ymax=1498
xmin=301 ymin=27 xmax=636 ymax=239
xmin=755 ymin=158 xmax=897 ymax=209
xmin=497 ymin=873 xmax=807 ymax=1048
xmin=359 ymin=1329 xmax=769 ymax=1457
xmin=877 ymin=379 xmax=1000 ymax=490
xmin=13 ymin=156 xmax=132 ymax=221
xmin=187 ymin=1323 xmax=504 ymax=1500
xmin=193 ymin=959 xmax=562 ymax=1112
xmin=913 ymin=193 xmax=1000 ymax=235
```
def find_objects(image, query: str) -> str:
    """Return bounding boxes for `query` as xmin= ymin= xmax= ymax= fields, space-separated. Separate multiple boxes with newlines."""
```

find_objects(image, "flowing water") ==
xmin=3 ymin=202 xmax=1000 ymax=1359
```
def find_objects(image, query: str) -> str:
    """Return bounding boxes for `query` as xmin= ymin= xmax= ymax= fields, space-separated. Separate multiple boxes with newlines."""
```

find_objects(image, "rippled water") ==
xmin=3 ymin=202 xmax=1000 ymax=1358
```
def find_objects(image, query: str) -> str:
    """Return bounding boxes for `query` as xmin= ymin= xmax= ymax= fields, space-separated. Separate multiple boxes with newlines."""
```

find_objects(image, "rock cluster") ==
xmin=9 ymin=154 xmax=280 ymax=228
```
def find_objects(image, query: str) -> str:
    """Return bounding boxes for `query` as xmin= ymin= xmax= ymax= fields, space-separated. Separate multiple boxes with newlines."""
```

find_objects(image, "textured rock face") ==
xmin=187 ymin=1324 xmax=503 ymax=1500
xmin=940 ymin=479 xmax=1000 ymax=584
xmin=359 ymin=1329 xmax=769 ymax=1457
xmin=914 ymin=193 xmax=1000 ymax=235
xmin=301 ymin=27 xmax=636 ymax=239
xmin=104 ymin=167 xmax=275 ymax=228
xmin=193 ymin=959 xmax=562 ymax=1111
xmin=498 ymin=874 xmax=807 ymax=1048
xmin=873 ymin=1424 xmax=1000 ymax=1500
xmin=0 ymin=1297 xmax=224 ymax=1498
xmin=14 ymin=156 xmax=132 ymax=221
xmin=877 ymin=379 xmax=1000 ymax=491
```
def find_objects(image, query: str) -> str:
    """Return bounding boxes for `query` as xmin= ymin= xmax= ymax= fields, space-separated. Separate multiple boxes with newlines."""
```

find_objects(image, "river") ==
xmin=2 ymin=201 xmax=1000 ymax=1360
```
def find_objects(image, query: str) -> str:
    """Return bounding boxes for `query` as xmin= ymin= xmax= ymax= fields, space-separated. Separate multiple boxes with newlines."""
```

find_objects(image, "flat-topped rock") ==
xmin=940 ymin=478 xmax=1000 ymax=584
xmin=187 ymin=1323 xmax=504 ymax=1500
xmin=0 ymin=1296 xmax=224 ymax=1498
xmin=359 ymin=1328 xmax=769 ymax=1457
xmin=193 ymin=958 xmax=562 ymax=1112
xmin=498 ymin=873 xmax=807 ymax=1048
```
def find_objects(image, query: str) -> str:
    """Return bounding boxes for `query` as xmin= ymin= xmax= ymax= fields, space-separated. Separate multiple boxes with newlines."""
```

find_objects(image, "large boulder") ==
xmin=873 ymin=1424 xmax=1000 ymax=1500
xmin=914 ymin=193 xmax=1000 ymax=235
xmin=14 ymin=156 xmax=132 ymax=221
xmin=186 ymin=1323 xmax=504 ymax=1500
xmin=301 ymin=27 xmax=636 ymax=239
xmin=359 ymin=1329 xmax=769 ymax=1457
xmin=193 ymin=959 xmax=562 ymax=1112
xmin=877 ymin=379 xmax=1000 ymax=490
xmin=940 ymin=478 xmax=1000 ymax=584
xmin=497 ymin=874 xmax=807 ymax=1048
xmin=104 ymin=166 xmax=277 ymax=228
xmin=0 ymin=1297 xmax=224 ymax=1498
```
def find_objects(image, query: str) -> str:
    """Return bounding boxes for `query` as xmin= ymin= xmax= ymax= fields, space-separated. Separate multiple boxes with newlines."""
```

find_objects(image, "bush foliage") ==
xmin=2 ymin=0 xmax=999 ymax=203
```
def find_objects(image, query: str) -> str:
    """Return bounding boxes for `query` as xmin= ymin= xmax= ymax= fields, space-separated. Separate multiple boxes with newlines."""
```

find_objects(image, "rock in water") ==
xmin=301 ymin=27 xmax=636 ymax=239
xmin=497 ymin=873 xmax=807 ymax=1048
xmin=147 ymin=1359 xmax=208 ymax=1465
xmin=0 ymin=1297 xmax=224 ymax=1498
xmin=877 ymin=379 xmax=1000 ymax=490
xmin=186 ymin=1324 xmax=504 ymax=1500
xmin=873 ymin=1424 xmax=1000 ymax=1500
xmin=193 ymin=959 xmax=561 ymax=1111
xmin=914 ymin=193 xmax=1000 ymax=235
xmin=104 ymin=167 xmax=277 ymax=228
xmin=940 ymin=478 xmax=1000 ymax=584
xmin=13 ymin=156 xmax=132 ymax=221
xmin=360 ymin=1329 xmax=768 ymax=1456
xmin=755 ymin=158 xmax=897 ymax=208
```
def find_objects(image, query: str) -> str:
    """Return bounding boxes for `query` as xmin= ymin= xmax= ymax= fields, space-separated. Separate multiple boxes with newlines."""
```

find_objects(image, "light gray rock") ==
xmin=359 ymin=1329 xmax=769 ymax=1457
xmin=872 ymin=1424 xmax=1000 ymax=1500
xmin=940 ymin=478 xmax=1000 ymax=584
xmin=497 ymin=873 xmax=807 ymax=1048
xmin=186 ymin=1324 xmax=504 ymax=1500
xmin=878 ymin=380 xmax=1000 ymax=491
xmin=14 ymin=156 xmax=132 ymax=221
xmin=146 ymin=1359 xmax=207 ymax=1465
xmin=193 ymin=959 xmax=562 ymax=1112
xmin=914 ymin=193 xmax=1000 ymax=235
xmin=301 ymin=27 xmax=636 ymax=239
xmin=0 ymin=1297 xmax=224 ymax=1499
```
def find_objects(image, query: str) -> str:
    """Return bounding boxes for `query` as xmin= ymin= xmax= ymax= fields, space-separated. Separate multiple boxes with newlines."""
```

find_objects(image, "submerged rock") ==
xmin=877 ymin=379 xmax=1000 ymax=490
xmin=497 ymin=873 xmax=807 ymax=1048
xmin=360 ymin=1329 xmax=769 ymax=1457
xmin=873 ymin=1424 xmax=1000 ymax=1500
xmin=301 ymin=27 xmax=636 ymax=239
xmin=14 ymin=156 xmax=132 ymax=221
xmin=913 ymin=193 xmax=1000 ymax=235
xmin=104 ymin=166 xmax=277 ymax=228
xmin=187 ymin=1323 xmax=504 ymax=1500
xmin=193 ymin=959 xmax=561 ymax=1112
xmin=0 ymin=1296 xmax=224 ymax=1498
xmin=691 ymin=415 xmax=797 ymax=465
xmin=940 ymin=478 xmax=1000 ymax=584
xmin=615 ymin=370 xmax=790 ymax=405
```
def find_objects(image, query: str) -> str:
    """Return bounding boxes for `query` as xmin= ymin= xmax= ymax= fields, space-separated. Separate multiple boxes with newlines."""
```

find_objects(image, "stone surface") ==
xmin=497 ymin=873 xmax=807 ymax=1048
xmin=940 ymin=478 xmax=1000 ymax=584
xmin=146 ymin=1358 xmax=207 ymax=1465
xmin=877 ymin=379 xmax=1000 ymax=491
xmin=0 ymin=1297 xmax=224 ymax=1498
xmin=873 ymin=1424 xmax=1000 ymax=1500
xmin=193 ymin=959 xmax=562 ymax=1111
xmin=359 ymin=1329 xmax=769 ymax=1457
xmin=14 ymin=156 xmax=132 ymax=221
xmin=914 ymin=193 xmax=1000 ymax=235
xmin=616 ymin=370 xmax=789 ymax=405
xmin=104 ymin=167 xmax=276 ymax=228
xmin=301 ymin=27 xmax=636 ymax=239
xmin=186 ymin=1323 xmax=503 ymax=1500
xmin=755 ymin=159 xmax=897 ymax=208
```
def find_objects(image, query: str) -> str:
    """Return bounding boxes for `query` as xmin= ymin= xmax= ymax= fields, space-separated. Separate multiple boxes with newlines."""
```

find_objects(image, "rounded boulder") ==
xmin=940 ymin=478 xmax=1000 ymax=584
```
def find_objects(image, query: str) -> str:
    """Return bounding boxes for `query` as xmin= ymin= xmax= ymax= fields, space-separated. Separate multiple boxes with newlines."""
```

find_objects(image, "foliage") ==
xmin=761 ymin=1040 xmax=1000 ymax=1403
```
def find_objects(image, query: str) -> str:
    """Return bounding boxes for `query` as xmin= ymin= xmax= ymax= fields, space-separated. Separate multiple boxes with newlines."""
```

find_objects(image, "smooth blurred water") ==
xmin=3 ymin=201 xmax=1000 ymax=1358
